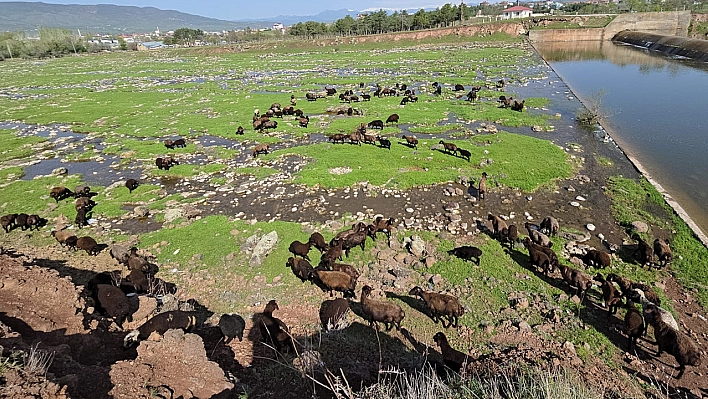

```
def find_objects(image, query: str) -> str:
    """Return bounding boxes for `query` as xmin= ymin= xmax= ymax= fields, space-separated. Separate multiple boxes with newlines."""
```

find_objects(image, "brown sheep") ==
xmin=329 ymin=263 xmax=360 ymax=280
xmin=50 ymin=186 xmax=73 ymax=202
xmin=401 ymin=135 xmax=418 ymax=149
xmin=522 ymin=237 xmax=552 ymax=276
xmin=653 ymin=238 xmax=672 ymax=268
xmin=319 ymin=298 xmax=350 ymax=330
xmin=447 ymin=246 xmax=482 ymax=266
xmin=594 ymin=273 xmax=623 ymax=316
xmin=124 ymin=311 xmax=197 ymax=348
xmin=320 ymin=241 xmax=344 ymax=267
xmin=648 ymin=310 xmax=701 ymax=379
xmin=96 ymin=284 xmax=130 ymax=326
xmin=309 ymin=269 xmax=356 ymax=298
xmin=75 ymin=196 xmax=95 ymax=212
xmin=73 ymin=184 xmax=91 ymax=198
xmin=360 ymin=285 xmax=404 ymax=331
xmin=51 ymin=229 xmax=77 ymax=247
xmin=539 ymin=216 xmax=559 ymax=236
xmin=127 ymin=269 xmax=149 ymax=293
xmin=155 ymin=156 xmax=178 ymax=170
xmin=439 ymin=140 xmax=457 ymax=155
xmin=288 ymin=240 xmax=312 ymax=261
xmin=433 ymin=332 xmax=469 ymax=373
xmin=632 ymin=233 xmax=653 ymax=268
xmin=487 ymin=213 xmax=508 ymax=239
xmin=525 ymin=222 xmax=552 ymax=248
xmin=308 ymin=232 xmax=328 ymax=253
xmin=1 ymin=214 xmax=17 ymax=233
xmin=286 ymin=256 xmax=314 ymax=282
xmin=558 ymin=264 xmax=593 ymax=301
xmin=25 ymin=214 xmax=45 ymax=231
xmin=252 ymin=144 xmax=270 ymax=158
xmin=478 ymin=172 xmax=487 ymax=200
xmin=367 ymin=216 xmax=395 ymax=240
xmin=624 ymin=299 xmax=645 ymax=349
xmin=76 ymin=236 xmax=100 ymax=256
xmin=75 ymin=208 xmax=88 ymax=229
xmin=409 ymin=286 xmax=464 ymax=328
xmin=328 ymin=133 xmax=347 ymax=144
xmin=258 ymin=300 xmax=293 ymax=354
xmin=583 ymin=249 xmax=611 ymax=268
xmin=500 ymin=224 xmax=519 ymax=248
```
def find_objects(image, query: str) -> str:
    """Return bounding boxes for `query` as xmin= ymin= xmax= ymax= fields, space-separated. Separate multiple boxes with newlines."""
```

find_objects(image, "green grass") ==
xmin=0 ymin=166 xmax=24 ymax=181
xmin=607 ymin=176 xmax=708 ymax=308
xmin=0 ymin=129 xmax=47 ymax=163
xmin=263 ymin=132 xmax=571 ymax=191
xmin=0 ymin=175 xmax=85 ymax=217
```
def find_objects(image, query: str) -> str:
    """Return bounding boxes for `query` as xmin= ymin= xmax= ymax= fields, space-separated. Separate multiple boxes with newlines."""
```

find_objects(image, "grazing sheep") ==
xmin=125 ymin=179 xmax=139 ymax=193
xmin=624 ymin=299 xmax=645 ymax=349
xmin=632 ymin=233 xmax=653 ymax=268
xmin=522 ymin=237 xmax=552 ymax=276
xmin=500 ymin=224 xmax=519 ymax=248
xmin=487 ymin=213 xmax=508 ymax=239
xmin=525 ymin=222 xmax=552 ymax=248
xmin=511 ymin=100 xmax=525 ymax=112
xmin=349 ymin=130 xmax=362 ymax=146
xmin=123 ymin=310 xmax=198 ymax=348
xmin=594 ymin=273 xmax=622 ymax=316
xmin=127 ymin=247 xmax=150 ymax=272
xmin=557 ymin=264 xmax=593 ymax=301
xmin=50 ymin=186 xmax=73 ymax=202
xmin=298 ymin=115 xmax=309 ymax=128
xmin=368 ymin=120 xmax=384 ymax=130
xmin=260 ymin=120 xmax=278 ymax=130
xmin=25 ymin=214 xmax=45 ymax=231
xmin=236 ymin=126 xmax=245 ymax=135
xmin=630 ymin=282 xmax=661 ymax=307
xmin=401 ymin=135 xmax=418 ymax=149
xmin=163 ymin=139 xmax=185 ymax=149
xmin=76 ymin=236 xmax=100 ymax=256
xmin=51 ymin=229 xmax=77 ymax=247
xmin=540 ymin=216 xmax=559 ymax=236
xmin=288 ymin=240 xmax=312 ymax=261
xmin=363 ymin=132 xmax=378 ymax=145
xmin=447 ymin=246 xmax=482 ymax=266
xmin=630 ymin=290 xmax=677 ymax=331
xmin=65 ymin=236 xmax=78 ymax=250
xmin=378 ymin=137 xmax=392 ymax=150
xmin=75 ymin=208 xmax=88 ymax=228
xmin=360 ymin=285 xmax=404 ymax=331
xmin=96 ymin=284 xmax=130 ymax=326
xmin=453 ymin=84 xmax=465 ymax=91
xmin=478 ymin=172 xmax=487 ymax=200
xmin=310 ymin=269 xmax=357 ymax=298
xmin=653 ymin=238 xmax=672 ymax=268
xmin=439 ymin=140 xmax=457 ymax=155
xmin=219 ymin=313 xmax=246 ymax=344
xmin=1 ymin=214 xmax=17 ymax=233
xmin=155 ymin=156 xmax=179 ymax=170
xmin=455 ymin=148 xmax=471 ymax=162
xmin=433 ymin=332 xmax=469 ymax=373
xmin=329 ymin=263 xmax=360 ymax=280
xmin=320 ymin=298 xmax=350 ymax=330
xmin=127 ymin=269 xmax=149 ymax=293
xmin=367 ymin=216 xmax=395 ymax=240
xmin=75 ymin=197 xmax=95 ymax=212
xmin=74 ymin=184 xmax=91 ymax=198
xmin=386 ymin=114 xmax=400 ymax=125
xmin=465 ymin=90 xmax=477 ymax=102
xmin=252 ymin=144 xmax=270 ymax=158
xmin=286 ymin=256 xmax=314 ymax=282
xmin=308 ymin=232 xmax=328 ymax=253
xmin=328 ymin=133 xmax=347 ymax=144
xmin=258 ymin=300 xmax=293 ymax=353
xmin=605 ymin=273 xmax=633 ymax=297
xmin=647 ymin=309 xmax=701 ymax=379
xmin=14 ymin=213 xmax=28 ymax=230
xmin=409 ymin=286 xmax=464 ymax=328
xmin=583 ymin=249 xmax=611 ymax=268
xmin=320 ymin=241 xmax=344 ymax=267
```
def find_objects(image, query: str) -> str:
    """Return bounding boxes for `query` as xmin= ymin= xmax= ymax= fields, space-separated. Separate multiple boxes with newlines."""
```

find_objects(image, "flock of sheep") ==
xmin=0 ymin=79 xmax=700 ymax=383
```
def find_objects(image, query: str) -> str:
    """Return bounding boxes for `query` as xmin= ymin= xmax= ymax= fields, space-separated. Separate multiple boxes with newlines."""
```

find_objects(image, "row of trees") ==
xmin=288 ymin=3 xmax=484 ymax=37
xmin=0 ymin=28 xmax=89 ymax=60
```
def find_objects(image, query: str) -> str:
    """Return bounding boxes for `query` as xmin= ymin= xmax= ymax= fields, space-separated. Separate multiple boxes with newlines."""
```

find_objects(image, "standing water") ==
xmin=533 ymin=40 xmax=708 ymax=239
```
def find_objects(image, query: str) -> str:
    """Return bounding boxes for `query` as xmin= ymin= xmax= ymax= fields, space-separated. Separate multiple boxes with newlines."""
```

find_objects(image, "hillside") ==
xmin=0 ymin=1 xmax=270 ymax=34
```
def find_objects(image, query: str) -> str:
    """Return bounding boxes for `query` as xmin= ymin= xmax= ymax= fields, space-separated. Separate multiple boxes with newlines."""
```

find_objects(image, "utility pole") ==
xmin=461 ymin=0 xmax=465 ymax=25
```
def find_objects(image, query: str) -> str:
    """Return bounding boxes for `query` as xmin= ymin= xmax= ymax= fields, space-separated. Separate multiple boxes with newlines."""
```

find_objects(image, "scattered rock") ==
xmin=631 ymin=221 xmax=648 ymax=233
xmin=51 ymin=167 xmax=68 ymax=176
xmin=249 ymin=231 xmax=279 ymax=267
xmin=164 ymin=208 xmax=185 ymax=223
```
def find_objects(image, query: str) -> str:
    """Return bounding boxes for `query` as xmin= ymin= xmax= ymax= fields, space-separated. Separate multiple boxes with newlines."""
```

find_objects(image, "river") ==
xmin=532 ymin=40 xmax=708 ymax=241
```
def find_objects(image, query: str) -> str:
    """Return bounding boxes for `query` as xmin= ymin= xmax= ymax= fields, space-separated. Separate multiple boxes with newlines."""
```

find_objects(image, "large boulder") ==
xmin=249 ymin=231 xmax=279 ymax=267
xmin=109 ymin=329 xmax=233 ymax=398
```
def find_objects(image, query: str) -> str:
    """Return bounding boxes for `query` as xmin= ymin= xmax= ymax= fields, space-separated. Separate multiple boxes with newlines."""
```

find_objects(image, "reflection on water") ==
xmin=534 ymin=40 xmax=708 ymax=237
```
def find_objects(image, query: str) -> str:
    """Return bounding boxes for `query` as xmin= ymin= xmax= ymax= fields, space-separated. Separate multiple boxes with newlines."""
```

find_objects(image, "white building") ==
xmin=501 ymin=6 xmax=532 ymax=19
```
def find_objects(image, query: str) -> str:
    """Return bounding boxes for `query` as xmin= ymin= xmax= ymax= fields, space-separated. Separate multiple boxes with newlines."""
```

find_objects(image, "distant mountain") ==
xmin=240 ymin=9 xmax=359 ymax=26
xmin=0 ymin=2 xmax=270 ymax=34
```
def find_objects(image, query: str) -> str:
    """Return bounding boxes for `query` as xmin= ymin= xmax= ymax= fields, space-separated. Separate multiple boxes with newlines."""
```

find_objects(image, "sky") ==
xmin=0 ymin=0 xmax=456 ymax=20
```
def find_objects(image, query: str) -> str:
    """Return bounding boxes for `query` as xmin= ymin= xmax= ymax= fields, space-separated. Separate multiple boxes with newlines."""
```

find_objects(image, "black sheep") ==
xmin=478 ymin=172 xmax=487 ymax=200
xmin=653 ymin=238 xmax=672 ymax=268
xmin=632 ymin=233 xmax=653 ymax=268
xmin=50 ymin=186 xmax=73 ymax=202
xmin=522 ymin=237 xmax=552 ymax=276
xmin=368 ymin=120 xmax=384 ymax=130
xmin=74 ymin=184 xmax=91 ymax=198
xmin=386 ymin=113 xmax=399 ymax=125
xmin=500 ymin=224 xmax=519 ymax=248
xmin=456 ymin=148 xmax=471 ymax=162
xmin=378 ymin=137 xmax=391 ymax=150
xmin=14 ymin=213 xmax=28 ymax=230
xmin=219 ymin=313 xmax=246 ymax=344
xmin=360 ymin=285 xmax=404 ymax=331
xmin=447 ymin=246 xmax=482 ymax=266
xmin=123 ymin=310 xmax=198 ymax=347
xmin=319 ymin=298 xmax=350 ymax=330
xmin=26 ymin=214 xmax=45 ymax=231
xmin=258 ymin=300 xmax=293 ymax=353
xmin=539 ymin=216 xmax=559 ymax=236
xmin=155 ymin=156 xmax=178 ymax=170
xmin=125 ymin=179 xmax=139 ymax=193
xmin=583 ymin=249 xmax=611 ymax=268
xmin=1 ymin=214 xmax=17 ymax=233
xmin=75 ymin=208 xmax=88 ymax=228
xmin=127 ymin=269 xmax=149 ymax=293
xmin=623 ymin=299 xmax=645 ymax=349
xmin=76 ymin=236 xmax=100 ymax=256
xmin=96 ymin=284 xmax=130 ymax=327
xmin=433 ymin=332 xmax=469 ymax=372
